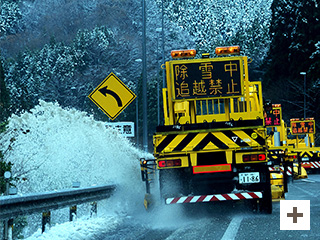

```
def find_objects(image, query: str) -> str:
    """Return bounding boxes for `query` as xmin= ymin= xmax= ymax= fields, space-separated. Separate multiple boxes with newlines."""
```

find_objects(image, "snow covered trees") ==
xmin=0 ymin=0 xmax=319 ymax=142
xmin=264 ymin=0 xmax=320 ymax=122
xmin=159 ymin=0 xmax=273 ymax=67
xmin=1 ymin=0 xmax=276 ymax=117
xmin=0 ymin=0 xmax=22 ymax=37
xmin=266 ymin=0 xmax=319 ymax=81
xmin=4 ymin=26 xmax=116 ymax=113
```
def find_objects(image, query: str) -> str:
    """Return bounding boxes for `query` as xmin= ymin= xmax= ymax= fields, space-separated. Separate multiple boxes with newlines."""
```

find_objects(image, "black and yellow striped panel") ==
xmin=299 ymin=151 xmax=313 ymax=158
xmin=155 ymin=129 xmax=265 ymax=153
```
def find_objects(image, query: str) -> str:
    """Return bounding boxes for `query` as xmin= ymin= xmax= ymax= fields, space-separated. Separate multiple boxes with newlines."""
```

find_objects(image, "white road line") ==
xmin=301 ymin=179 xmax=316 ymax=183
xmin=291 ymin=184 xmax=317 ymax=197
xmin=221 ymin=215 xmax=243 ymax=240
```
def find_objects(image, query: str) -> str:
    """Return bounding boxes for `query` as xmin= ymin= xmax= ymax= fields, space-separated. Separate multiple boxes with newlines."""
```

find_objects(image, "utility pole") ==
xmin=136 ymin=98 xmax=139 ymax=147
xmin=161 ymin=0 xmax=165 ymax=89
xmin=142 ymin=0 xmax=148 ymax=152
xmin=156 ymin=28 xmax=162 ymax=126
xmin=300 ymin=72 xmax=307 ymax=118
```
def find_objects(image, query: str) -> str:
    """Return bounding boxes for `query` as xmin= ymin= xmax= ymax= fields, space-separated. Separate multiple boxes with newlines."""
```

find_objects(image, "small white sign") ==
xmin=280 ymin=200 xmax=310 ymax=230
xmin=106 ymin=122 xmax=135 ymax=137
xmin=231 ymin=136 xmax=238 ymax=142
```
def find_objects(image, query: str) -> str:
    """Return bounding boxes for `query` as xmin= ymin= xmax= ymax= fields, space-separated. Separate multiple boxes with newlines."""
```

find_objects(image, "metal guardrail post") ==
xmin=2 ymin=219 xmax=12 ymax=240
xmin=90 ymin=202 xmax=97 ymax=217
xmin=69 ymin=206 xmax=77 ymax=222
xmin=3 ymin=172 xmax=11 ymax=240
xmin=3 ymin=220 xmax=8 ymax=240
xmin=7 ymin=219 xmax=13 ymax=240
xmin=0 ymin=184 xmax=116 ymax=220
xmin=42 ymin=211 xmax=51 ymax=233
xmin=70 ymin=182 xmax=80 ymax=221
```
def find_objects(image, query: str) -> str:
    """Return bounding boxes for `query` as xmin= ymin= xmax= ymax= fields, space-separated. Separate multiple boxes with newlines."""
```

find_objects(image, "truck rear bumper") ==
xmin=301 ymin=161 xmax=320 ymax=169
xmin=165 ymin=191 xmax=263 ymax=205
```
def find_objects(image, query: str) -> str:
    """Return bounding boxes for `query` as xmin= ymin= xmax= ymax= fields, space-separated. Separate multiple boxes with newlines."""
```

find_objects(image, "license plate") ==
xmin=239 ymin=172 xmax=260 ymax=184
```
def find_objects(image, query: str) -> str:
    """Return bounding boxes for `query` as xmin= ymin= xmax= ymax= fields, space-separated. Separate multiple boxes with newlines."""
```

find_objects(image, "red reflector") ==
xmin=258 ymin=154 xmax=266 ymax=161
xmin=243 ymin=155 xmax=251 ymax=162
xmin=158 ymin=161 xmax=166 ymax=168
xmin=243 ymin=154 xmax=266 ymax=162
xmin=193 ymin=164 xmax=232 ymax=174
xmin=166 ymin=161 xmax=173 ymax=167
xmin=158 ymin=159 xmax=181 ymax=168
xmin=173 ymin=159 xmax=181 ymax=166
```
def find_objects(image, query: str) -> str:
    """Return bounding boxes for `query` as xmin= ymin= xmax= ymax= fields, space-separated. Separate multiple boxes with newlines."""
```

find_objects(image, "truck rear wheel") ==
xmin=259 ymin=171 xmax=272 ymax=214
xmin=159 ymin=168 xmax=189 ymax=198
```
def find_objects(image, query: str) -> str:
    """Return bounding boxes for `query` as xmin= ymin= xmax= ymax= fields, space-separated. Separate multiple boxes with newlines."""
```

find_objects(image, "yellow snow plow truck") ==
xmin=265 ymin=105 xmax=310 ymax=183
xmin=141 ymin=46 xmax=274 ymax=213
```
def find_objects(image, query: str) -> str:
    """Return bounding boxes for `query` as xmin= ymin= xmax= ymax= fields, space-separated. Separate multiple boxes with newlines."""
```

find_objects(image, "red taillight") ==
xmin=158 ymin=160 xmax=166 ymax=168
xmin=158 ymin=159 xmax=181 ymax=168
xmin=243 ymin=154 xmax=266 ymax=162
xmin=258 ymin=154 xmax=266 ymax=161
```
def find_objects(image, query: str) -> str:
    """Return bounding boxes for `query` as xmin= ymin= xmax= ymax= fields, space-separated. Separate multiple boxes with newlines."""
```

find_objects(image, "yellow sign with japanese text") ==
xmin=290 ymin=119 xmax=315 ymax=135
xmin=169 ymin=56 xmax=244 ymax=100
xmin=265 ymin=106 xmax=282 ymax=127
xmin=88 ymin=73 xmax=136 ymax=120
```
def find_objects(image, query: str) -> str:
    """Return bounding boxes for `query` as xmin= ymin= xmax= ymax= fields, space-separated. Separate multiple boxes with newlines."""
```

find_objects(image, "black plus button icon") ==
xmin=287 ymin=207 xmax=304 ymax=223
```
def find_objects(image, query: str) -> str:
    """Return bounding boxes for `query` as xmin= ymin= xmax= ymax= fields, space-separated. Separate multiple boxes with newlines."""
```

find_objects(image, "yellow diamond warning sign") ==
xmin=88 ymin=73 xmax=136 ymax=120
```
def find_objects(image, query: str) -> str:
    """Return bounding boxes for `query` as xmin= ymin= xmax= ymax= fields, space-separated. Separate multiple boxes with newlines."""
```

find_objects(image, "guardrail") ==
xmin=0 ymin=184 xmax=116 ymax=239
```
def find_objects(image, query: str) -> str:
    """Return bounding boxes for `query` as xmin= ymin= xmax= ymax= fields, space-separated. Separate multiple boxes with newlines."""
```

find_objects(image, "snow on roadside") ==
xmin=0 ymin=100 xmax=153 ymax=238
xmin=25 ymin=215 xmax=122 ymax=240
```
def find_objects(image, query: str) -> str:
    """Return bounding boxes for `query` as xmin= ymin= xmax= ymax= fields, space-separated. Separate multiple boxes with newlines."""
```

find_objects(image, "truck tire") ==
xmin=259 ymin=170 xmax=272 ymax=214
xmin=159 ymin=168 xmax=189 ymax=198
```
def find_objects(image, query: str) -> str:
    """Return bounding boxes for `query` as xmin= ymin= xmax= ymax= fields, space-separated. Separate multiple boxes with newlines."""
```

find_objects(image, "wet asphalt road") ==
xmin=98 ymin=174 xmax=320 ymax=240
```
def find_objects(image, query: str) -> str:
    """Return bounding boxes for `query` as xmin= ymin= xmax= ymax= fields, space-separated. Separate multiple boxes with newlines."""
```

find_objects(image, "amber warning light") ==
xmin=171 ymin=49 xmax=196 ymax=59
xmin=215 ymin=46 xmax=241 ymax=55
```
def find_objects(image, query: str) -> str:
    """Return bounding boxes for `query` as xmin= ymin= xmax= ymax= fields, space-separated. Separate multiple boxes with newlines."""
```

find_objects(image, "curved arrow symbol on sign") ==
xmin=98 ymin=86 xmax=123 ymax=107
